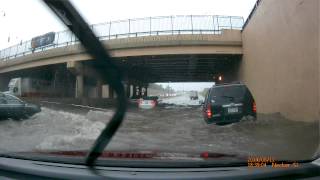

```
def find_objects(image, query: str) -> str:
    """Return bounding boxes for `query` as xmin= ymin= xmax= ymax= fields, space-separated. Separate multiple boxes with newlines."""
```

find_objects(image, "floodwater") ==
xmin=0 ymin=94 xmax=318 ymax=161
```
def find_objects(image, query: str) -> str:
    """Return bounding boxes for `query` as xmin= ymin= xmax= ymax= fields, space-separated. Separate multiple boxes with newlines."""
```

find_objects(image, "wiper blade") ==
xmin=42 ymin=0 xmax=127 ymax=167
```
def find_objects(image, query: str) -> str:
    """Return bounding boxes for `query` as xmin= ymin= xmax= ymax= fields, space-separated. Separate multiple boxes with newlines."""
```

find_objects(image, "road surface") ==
xmin=0 ymin=94 xmax=318 ymax=161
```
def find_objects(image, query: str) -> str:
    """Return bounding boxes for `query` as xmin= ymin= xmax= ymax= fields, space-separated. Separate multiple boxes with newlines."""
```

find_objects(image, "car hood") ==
xmin=0 ymin=150 xmax=248 ymax=167
xmin=36 ymin=150 xmax=244 ymax=159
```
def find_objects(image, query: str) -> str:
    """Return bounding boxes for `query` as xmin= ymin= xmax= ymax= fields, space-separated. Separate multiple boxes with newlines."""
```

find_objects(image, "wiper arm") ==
xmin=42 ymin=0 xmax=127 ymax=167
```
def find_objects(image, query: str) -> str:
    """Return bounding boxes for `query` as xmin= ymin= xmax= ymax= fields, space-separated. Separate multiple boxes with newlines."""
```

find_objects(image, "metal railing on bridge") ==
xmin=0 ymin=15 xmax=244 ymax=61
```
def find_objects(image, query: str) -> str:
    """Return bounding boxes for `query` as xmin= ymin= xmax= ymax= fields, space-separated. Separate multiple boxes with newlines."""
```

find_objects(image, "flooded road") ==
xmin=0 ymin=94 xmax=319 ymax=161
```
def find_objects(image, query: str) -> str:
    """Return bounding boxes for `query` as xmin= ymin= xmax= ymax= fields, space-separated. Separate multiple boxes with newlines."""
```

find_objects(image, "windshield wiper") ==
xmin=42 ymin=0 xmax=127 ymax=167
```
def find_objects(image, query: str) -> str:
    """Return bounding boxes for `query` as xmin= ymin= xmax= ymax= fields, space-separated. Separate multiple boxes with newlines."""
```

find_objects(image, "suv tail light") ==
xmin=253 ymin=101 xmax=257 ymax=113
xmin=206 ymin=103 xmax=212 ymax=118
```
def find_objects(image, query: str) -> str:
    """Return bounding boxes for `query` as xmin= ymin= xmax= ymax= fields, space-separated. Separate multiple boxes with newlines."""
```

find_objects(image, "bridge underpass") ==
xmin=0 ymin=53 xmax=241 ymax=100
xmin=0 ymin=23 xmax=243 ymax=100
xmin=0 ymin=64 xmax=75 ymax=97
xmin=116 ymin=54 xmax=241 ymax=83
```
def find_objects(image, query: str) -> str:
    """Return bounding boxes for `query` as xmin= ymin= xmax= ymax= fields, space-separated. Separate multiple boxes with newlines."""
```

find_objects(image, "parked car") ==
xmin=0 ymin=92 xmax=41 ymax=120
xmin=138 ymin=96 xmax=159 ymax=109
xmin=202 ymin=83 xmax=256 ymax=125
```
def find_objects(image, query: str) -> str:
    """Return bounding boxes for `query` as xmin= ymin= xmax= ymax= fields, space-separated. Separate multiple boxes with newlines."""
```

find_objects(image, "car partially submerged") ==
xmin=0 ymin=92 xmax=41 ymax=120
xmin=138 ymin=96 xmax=159 ymax=109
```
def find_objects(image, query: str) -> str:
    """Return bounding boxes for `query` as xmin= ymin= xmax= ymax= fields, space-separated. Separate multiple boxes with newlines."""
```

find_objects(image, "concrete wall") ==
xmin=240 ymin=0 xmax=319 ymax=122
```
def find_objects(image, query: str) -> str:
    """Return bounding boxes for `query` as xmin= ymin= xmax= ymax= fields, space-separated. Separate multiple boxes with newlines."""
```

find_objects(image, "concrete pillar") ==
xmin=138 ymin=86 xmax=142 ymax=98
xmin=97 ymin=79 xmax=103 ymax=98
xmin=130 ymin=85 xmax=133 ymax=98
xmin=141 ymin=87 xmax=145 ymax=97
xmin=76 ymin=75 xmax=84 ymax=98
xmin=102 ymin=84 xmax=109 ymax=98
xmin=132 ymin=84 xmax=137 ymax=99
xmin=144 ymin=86 xmax=148 ymax=97
xmin=0 ymin=75 xmax=10 ymax=92
xmin=135 ymin=85 xmax=140 ymax=98
xmin=109 ymin=86 xmax=114 ymax=98
xmin=67 ymin=61 xmax=85 ymax=99
xmin=126 ymin=83 xmax=130 ymax=98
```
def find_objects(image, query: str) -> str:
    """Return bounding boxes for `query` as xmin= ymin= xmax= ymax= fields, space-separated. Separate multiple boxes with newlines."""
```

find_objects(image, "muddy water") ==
xmin=0 ymin=105 xmax=318 ymax=161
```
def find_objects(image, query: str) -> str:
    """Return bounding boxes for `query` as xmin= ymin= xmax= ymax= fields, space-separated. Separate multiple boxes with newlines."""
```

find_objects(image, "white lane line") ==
xmin=70 ymin=104 xmax=107 ymax=111
xmin=40 ymin=101 xmax=61 ymax=105
xmin=40 ymin=101 xmax=108 ymax=111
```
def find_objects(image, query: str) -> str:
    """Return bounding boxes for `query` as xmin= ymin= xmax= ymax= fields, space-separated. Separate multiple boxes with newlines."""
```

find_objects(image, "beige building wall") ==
xmin=240 ymin=0 xmax=319 ymax=122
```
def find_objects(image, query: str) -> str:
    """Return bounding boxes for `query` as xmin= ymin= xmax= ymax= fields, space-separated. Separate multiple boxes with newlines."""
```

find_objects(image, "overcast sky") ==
xmin=0 ymin=0 xmax=257 ymax=91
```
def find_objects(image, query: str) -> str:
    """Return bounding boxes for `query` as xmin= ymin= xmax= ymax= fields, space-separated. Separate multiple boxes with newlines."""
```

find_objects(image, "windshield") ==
xmin=0 ymin=0 xmax=319 ymax=168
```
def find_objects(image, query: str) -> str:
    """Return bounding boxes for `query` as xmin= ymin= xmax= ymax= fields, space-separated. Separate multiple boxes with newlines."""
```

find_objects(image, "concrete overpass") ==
xmin=0 ymin=30 xmax=242 ymax=81
xmin=0 ymin=15 xmax=244 ymax=100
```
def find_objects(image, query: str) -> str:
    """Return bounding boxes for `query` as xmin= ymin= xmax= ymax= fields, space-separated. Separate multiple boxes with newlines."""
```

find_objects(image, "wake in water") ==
xmin=36 ymin=108 xmax=115 ymax=150
xmin=0 ymin=108 xmax=114 ymax=151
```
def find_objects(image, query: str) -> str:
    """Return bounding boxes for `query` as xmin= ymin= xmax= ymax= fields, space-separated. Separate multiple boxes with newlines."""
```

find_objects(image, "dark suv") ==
xmin=202 ymin=83 xmax=256 ymax=125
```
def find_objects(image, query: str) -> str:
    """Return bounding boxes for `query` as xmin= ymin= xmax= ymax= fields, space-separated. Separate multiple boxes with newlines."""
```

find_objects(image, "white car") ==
xmin=138 ymin=97 xmax=158 ymax=109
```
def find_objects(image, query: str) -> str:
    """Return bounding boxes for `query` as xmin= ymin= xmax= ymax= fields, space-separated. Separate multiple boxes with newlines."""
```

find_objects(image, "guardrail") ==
xmin=243 ymin=0 xmax=262 ymax=30
xmin=0 ymin=15 xmax=244 ymax=61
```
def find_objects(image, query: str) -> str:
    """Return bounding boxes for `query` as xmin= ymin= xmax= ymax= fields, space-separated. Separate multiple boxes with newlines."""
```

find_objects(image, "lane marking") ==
xmin=40 ymin=101 xmax=109 ymax=111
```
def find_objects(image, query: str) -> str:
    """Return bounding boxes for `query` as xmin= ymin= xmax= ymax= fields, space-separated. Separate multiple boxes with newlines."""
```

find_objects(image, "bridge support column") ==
xmin=125 ymin=83 xmax=130 ymax=98
xmin=138 ymin=85 xmax=142 ymax=98
xmin=144 ymin=86 xmax=148 ymax=97
xmin=102 ymin=84 xmax=109 ymax=98
xmin=67 ymin=61 xmax=85 ymax=99
xmin=0 ymin=75 xmax=10 ymax=92
xmin=96 ymin=79 xmax=103 ymax=98
xmin=76 ymin=75 xmax=84 ymax=98
xmin=125 ymin=83 xmax=134 ymax=98
xmin=109 ymin=86 xmax=114 ymax=98
xmin=130 ymin=85 xmax=134 ymax=98
xmin=132 ymin=85 xmax=137 ymax=99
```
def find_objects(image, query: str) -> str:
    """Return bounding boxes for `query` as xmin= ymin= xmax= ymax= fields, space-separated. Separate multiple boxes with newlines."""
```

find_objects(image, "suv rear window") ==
xmin=210 ymin=85 xmax=246 ymax=99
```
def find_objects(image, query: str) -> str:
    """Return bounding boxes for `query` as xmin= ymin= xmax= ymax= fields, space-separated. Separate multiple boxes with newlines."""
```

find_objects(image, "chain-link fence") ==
xmin=0 ymin=15 xmax=244 ymax=61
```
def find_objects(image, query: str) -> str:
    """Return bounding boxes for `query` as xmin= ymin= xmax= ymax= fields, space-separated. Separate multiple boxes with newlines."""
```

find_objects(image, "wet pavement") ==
xmin=0 ymin=95 xmax=319 ymax=161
